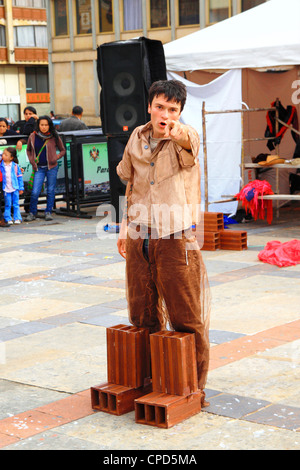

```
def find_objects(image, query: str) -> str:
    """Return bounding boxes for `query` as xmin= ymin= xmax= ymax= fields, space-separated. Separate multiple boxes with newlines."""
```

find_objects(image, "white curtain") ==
xmin=13 ymin=0 xmax=46 ymax=7
xmin=168 ymin=70 xmax=242 ymax=214
xmin=34 ymin=26 xmax=48 ymax=47
xmin=123 ymin=0 xmax=142 ymax=30
xmin=15 ymin=26 xmax=35 ymax=47
xmin=14 ymin=26 xmax=47 ymax=47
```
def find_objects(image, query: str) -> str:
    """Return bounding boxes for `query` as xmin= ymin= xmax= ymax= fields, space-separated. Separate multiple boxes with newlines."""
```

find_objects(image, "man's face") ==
xmin=148 ymin=94 xmax=181 ymax=139
xmin=24 ymin=109 xmax=35 ymax=121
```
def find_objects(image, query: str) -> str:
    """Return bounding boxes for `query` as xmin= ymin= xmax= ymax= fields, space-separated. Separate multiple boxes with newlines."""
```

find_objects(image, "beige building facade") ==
xmin=0 ymin=0 xmax=50 ymax=122
xmin=46 ymin=0 xmax=267 ymax=126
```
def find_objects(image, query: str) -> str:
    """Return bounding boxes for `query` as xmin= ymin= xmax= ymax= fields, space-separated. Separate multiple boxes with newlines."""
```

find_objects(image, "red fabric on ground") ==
xmin=258 ymin=239 xmax=300 ymax=267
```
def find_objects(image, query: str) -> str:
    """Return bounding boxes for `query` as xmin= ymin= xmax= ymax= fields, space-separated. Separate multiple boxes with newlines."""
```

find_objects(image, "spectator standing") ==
xmin=12 ymin=106 xmax=39 ymax=136
xmin=58 ymin=106 xmax=88 ymax=131
xmin=25 ymin=116 xmax=66 ymax=222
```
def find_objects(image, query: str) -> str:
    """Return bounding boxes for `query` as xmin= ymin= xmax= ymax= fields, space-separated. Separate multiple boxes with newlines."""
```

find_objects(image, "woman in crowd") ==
xmin=25 ymin=115 xmax=65 ymax=221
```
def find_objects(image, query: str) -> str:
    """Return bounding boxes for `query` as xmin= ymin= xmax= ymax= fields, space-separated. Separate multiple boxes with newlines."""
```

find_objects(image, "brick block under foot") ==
xmin=106 ymin=324 xmax=151 ymax=389
xmin=91 ymin=382 xmax=152 ymax=416
xmin=135 ymin=391 xmax=202 ymax=428
xmin=150 ymin=331 xmax=198 ymax=396
xmin=219 ymin=230 xmax=247 ymax=250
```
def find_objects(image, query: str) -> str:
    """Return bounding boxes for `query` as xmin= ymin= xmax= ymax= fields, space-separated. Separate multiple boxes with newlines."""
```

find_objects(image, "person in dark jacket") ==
xmin=25 ymin=115 xmax=65 ymax=222
xmin=0 ymin=118 xmax=24 ymax=150
xmin=58 ymin=105 xmax=88 ymax=131
xmin=12 ymin=106 xmax=39 ymax=136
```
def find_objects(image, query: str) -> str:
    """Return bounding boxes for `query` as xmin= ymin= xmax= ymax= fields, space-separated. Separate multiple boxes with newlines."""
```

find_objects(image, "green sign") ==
xmin=0 ymin=140 xmax=110 ymax=196
xmin=81 ymin=142 xmax=109 ymax=195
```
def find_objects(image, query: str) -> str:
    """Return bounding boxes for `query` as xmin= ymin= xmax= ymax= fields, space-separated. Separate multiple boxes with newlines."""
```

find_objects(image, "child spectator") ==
xmin=0 ymin=147 xmax=24 ymax=224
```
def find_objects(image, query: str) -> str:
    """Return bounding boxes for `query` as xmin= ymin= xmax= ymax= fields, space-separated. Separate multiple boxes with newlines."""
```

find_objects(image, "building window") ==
xmin=14 ymin=25 xmax=48 ymax=47
xmin=12 ymin=0 xmax=46 ymax=6
xmin=178 ymin=0 xmax=199 ymax=25
xmin=208 ymin=0 xmax=231 ymax=23
xmin=123 ymin=0 xmax=142 ymax=31
xmin=54 ymin=0 xmax=68 ymax=36
xmin=150 ymin=0 xmax=170 ymax=28
xmin=0 ymin=104 xmax=20 ymax=124
xmin=76 ymin=0 xmax=92 ymax=34
xmin=0 ymin=25 xmax=5 ymax=46
xmin=26 ymin=66 xmax=49 ymax=93
xmin=241 ymin=0 xmax=265 ymax=11
xmin=99 ymin=0 xmax=113 ymax=32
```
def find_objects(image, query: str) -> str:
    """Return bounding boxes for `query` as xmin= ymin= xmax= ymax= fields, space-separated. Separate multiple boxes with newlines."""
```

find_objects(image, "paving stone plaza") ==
xmin=0 ymin=203 xmax=299 ymax=450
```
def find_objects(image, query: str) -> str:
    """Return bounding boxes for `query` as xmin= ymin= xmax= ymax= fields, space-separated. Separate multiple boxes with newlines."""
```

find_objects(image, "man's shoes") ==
xmin=7 ymin=220 xmax=13 ymax=225
xmin=14 ymin=220 xmax=22 ymax=224
xmin=45 ymin=212 xmax=53 ymax=221
xmin=0 ymin=219 xmax=9 ymax=227
xmin=25 ymin=213 xmax=36 ymax=222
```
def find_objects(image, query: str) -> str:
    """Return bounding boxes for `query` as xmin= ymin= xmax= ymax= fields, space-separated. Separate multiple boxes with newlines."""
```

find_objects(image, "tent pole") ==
xmin=202 ymin=101 xmax=208 ymax=212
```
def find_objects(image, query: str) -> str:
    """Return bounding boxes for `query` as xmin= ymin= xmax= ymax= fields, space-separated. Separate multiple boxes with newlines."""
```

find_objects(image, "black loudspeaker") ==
xmin=97 ymin=37 xmax=167 ymax=136
xmin=107 ymin=136 xmax=128 ymax=223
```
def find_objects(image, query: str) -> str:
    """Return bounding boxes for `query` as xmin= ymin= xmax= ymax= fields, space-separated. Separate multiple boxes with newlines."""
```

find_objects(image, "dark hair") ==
xmin=5 ymin=146 xmax=18 ymax=163
xmin=148 ymin=80 xmax=187 ymax=112
xmin=24 ymin=106 xmax=37 ymax=114
xmin=0 ymin=118 xmax=8 ymax=127
xmin=36 ymin=115 xmax=60 ymax=144
xmin=72 ymin=105 xmax=83 ymax=116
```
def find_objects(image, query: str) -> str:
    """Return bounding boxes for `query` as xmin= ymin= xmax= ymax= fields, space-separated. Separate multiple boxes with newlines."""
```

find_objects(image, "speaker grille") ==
xmin=98 ymin=41 xmax=149 ymax=135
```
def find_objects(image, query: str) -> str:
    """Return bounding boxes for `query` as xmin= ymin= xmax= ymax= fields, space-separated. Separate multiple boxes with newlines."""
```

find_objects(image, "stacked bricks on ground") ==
xmin=91 ymin=326 xmax=202 ymax=428
xmin=135 ymin=331 xmax=202 ymax=428
xmin=91 ymin=325 xmax=152 ymax=415
xmin=197 ymin=212 xmax=247 ymax=251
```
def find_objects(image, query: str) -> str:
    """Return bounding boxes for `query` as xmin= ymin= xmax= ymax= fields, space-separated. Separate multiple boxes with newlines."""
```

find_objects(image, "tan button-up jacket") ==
xmin=116 ymin=121 xmax=201 ymax=238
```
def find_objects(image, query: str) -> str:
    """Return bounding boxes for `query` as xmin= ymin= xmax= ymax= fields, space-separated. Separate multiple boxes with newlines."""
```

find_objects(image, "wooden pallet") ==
xmin=135 ymin=391 xmax=202 ymax=428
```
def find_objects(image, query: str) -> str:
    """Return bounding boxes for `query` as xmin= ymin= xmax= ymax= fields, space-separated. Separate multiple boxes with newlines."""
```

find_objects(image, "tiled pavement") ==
xmin=0 ymin=204 xmax=299 ymax=450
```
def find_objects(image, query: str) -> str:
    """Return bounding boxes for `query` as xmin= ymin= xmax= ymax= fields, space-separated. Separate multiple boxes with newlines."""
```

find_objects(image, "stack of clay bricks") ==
xmin=91 ymin=325 xmax=152 ymax=416
xmin=91 ymin=325 xmax=202 ymax=428
xmin=197 ymin=211 xmax=247 ymax=251
xmin=135 ymin=331 xmax=201 ymax=428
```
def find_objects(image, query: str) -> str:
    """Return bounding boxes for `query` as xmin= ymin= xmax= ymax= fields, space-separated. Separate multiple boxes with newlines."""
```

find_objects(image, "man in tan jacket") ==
xmin=116 ymin=80 xmax=211 ymax=406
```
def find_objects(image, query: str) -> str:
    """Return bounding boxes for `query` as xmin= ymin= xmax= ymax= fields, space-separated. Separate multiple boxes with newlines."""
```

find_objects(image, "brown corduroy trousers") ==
xmin=126 ymin=231 xmax=210 ymax=389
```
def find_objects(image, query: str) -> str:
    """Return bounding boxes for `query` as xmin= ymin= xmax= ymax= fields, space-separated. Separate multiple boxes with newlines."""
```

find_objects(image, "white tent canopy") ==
xmin=164 ymin=0 xmax=300 ymax=71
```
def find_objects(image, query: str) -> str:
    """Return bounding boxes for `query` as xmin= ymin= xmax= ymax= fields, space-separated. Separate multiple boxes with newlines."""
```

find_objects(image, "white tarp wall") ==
xmin=168 ymin=70 xmax=242 ymax=214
